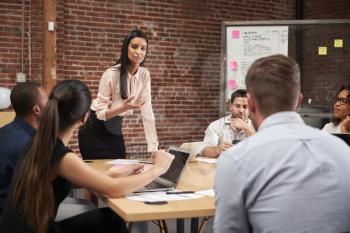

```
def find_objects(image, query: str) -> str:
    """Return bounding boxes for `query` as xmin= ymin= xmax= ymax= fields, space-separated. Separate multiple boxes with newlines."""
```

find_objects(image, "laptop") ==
xmin=134 ymin=146 xmax=191 ymax=193
xmin=332 ymin=133 xmax=350 ymax=146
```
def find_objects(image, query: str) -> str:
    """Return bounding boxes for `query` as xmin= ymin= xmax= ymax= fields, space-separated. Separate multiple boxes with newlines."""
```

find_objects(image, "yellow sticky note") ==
xmin=334 ymin=39 xmax=343 ymax=48
xmin=318 ymin=47 xmax=327 ymax=55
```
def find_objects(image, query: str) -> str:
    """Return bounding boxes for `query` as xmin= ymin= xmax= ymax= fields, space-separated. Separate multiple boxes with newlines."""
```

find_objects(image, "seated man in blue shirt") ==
xmin=0 ymin=82 xmax=48 ymax=214
xmin=214 ymin=55 xmax=350 ymax=233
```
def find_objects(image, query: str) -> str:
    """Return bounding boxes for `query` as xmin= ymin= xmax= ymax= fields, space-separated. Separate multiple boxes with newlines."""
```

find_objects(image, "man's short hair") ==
xmin=245 ymin=54 xmax=300 ymax=116
xmin=230 ymin=89 xmax=247 ymax=103
xmin=10 ymin=82 xmax=41 ymax=117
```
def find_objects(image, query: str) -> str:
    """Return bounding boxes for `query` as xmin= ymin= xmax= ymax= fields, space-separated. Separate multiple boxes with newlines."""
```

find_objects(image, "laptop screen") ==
xmin=332 ymin=133 xmax=350 ymax=146
xmin=159 ymin=148 xmax=190 ymax=183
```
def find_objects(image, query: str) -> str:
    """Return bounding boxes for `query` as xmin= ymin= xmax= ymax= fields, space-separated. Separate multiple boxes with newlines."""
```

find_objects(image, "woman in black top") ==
xmin=0 ymin=80 xmax=174 ymax=233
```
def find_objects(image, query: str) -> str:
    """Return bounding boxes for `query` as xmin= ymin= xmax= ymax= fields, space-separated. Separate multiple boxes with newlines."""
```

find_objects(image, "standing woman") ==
xmin=322 ymin=84 xmax=350 ymax=134
xmin=0 ymin=80 xmax=174 ymax=233
xmin=78 ymin=29 xmax=158 ymax=159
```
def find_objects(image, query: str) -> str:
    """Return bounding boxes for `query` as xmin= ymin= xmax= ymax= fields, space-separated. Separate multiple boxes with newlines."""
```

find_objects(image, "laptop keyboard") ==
xmin=145 ymin=181 xmax=169 ymax=190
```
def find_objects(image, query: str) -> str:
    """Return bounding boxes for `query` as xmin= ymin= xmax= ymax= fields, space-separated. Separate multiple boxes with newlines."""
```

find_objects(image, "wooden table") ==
xmin=0 ymin=111 xmax=15 ymax=127
xmin=88 ymin=159 xmax=216 ymax=233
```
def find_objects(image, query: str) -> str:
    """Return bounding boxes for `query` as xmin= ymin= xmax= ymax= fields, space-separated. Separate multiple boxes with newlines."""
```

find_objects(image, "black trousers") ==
xmin=78 ymin=111 xmax=126 ymax=159
xmin=58 ymin=208 xmax=129 ymax=233
xmin=78 ymin=134 xmax=126 ymax=159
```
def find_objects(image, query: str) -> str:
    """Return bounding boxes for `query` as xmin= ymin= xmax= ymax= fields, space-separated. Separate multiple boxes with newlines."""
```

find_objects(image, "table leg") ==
xmin=176 ymin=219 xmax=185 ymax=233
xmin=191 ymin=218 xmax=199 ymax=233
xmin=132 ymin=222 xmax=148 ymax=233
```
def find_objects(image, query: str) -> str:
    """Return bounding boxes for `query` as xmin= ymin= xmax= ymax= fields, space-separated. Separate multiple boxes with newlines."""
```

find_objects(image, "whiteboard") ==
xmin=225 ymin=26 xmax=289 ymax=100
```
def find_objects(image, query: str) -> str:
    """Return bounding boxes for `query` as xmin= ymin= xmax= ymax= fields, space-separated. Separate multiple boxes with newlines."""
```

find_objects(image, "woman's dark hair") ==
xmin=332 ymin=84 xmax=350 ymax=126
xmin=11 ymin=80 xmax=91 ymax=233
xmin=115 ymin=29 xmax=148 ymax=99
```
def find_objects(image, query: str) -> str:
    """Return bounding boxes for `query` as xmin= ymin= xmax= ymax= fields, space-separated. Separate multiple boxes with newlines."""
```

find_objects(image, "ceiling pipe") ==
xmin=16 ymin=0 xmax=26 ymax=83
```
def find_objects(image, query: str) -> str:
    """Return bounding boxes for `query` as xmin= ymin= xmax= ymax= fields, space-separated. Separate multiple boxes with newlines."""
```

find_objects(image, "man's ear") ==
xmin=295 ymin=93 xmax=303 ymax=111
xmin=32 ymin=105 xmax=41 ymax=116
xmin=247 ymin=93 xmax=256 ymax=114
xmin=228 ymin=102 xmax=233 ymax=112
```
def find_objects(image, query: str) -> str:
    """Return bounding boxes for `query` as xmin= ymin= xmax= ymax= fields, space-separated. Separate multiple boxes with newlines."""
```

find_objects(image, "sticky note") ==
xmin=228 ymin=80 xmax=237 ymax=90
xmin=231 ymin=30 xmax=240 ymax=39
xmin=229 ymin=60 xmax=238 ymax=70
xmin=318 ymin=47 xmax=327 ymax=55
xmin=334 ymin=39 xmax=343 ymax=48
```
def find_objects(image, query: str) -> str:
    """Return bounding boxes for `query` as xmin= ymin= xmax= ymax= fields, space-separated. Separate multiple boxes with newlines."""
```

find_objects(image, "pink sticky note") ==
xmin=229 ymin=60 xmax=237 ymax=70
xmin=231 ymin=30 xmax=240 ymax=39
xmin=228 ymin=80 xmax=237 ymax=90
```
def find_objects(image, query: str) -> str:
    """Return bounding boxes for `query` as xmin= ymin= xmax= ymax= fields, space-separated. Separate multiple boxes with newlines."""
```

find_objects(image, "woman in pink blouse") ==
xmin=78 ymin=29 xmax=158 ymax=159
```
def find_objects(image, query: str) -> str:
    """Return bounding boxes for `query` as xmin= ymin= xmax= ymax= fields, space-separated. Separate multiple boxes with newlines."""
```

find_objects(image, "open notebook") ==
xmin=134 ymin=146 xmax=191 ymax=193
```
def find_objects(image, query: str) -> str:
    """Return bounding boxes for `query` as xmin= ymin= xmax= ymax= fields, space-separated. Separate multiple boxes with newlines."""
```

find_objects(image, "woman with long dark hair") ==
xmin=0 ymin=80 xmax=174 ymax=233
xmin=78 ymin=29 xmax=158 ymax=159
xmin=323 ymin=84 xmax=350 ymax=134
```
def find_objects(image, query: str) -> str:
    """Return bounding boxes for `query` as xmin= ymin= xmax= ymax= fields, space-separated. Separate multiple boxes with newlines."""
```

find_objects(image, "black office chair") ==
xmin=125 ymin=143 xmax=150 ymax=159
xmin=55 ymin=197 xmax=96 ymax=221
xmin=125 ymin=143 xmax=169 ymax=233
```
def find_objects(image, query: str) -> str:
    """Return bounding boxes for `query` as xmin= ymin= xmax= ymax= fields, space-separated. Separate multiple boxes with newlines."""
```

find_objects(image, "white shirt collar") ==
xmin=259 ymin=111 xmax=304 ymax=131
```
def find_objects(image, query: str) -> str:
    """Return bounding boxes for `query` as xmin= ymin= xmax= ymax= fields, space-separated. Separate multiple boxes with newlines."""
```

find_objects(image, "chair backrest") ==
xmin=179 ymin=141 xmax=205 ymax=158
xmin=0 ymin=111 xmax=15 ymax=127
xmin=125 ymin=143 xmax=149 ymax=159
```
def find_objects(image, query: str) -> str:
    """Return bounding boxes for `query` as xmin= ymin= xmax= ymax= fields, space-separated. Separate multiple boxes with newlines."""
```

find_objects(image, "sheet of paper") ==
xmin=106 ymin=159 xmax=140 ymax=165
xmin=195 ymin=157 xmax=218 ymax=164
xmin=126 ymin=191 xmax=203 ymax=202
xmin=196 ymin=189 xmax=215 ymax=197
xmin=108 ymin=164 xmax=153 ymax=173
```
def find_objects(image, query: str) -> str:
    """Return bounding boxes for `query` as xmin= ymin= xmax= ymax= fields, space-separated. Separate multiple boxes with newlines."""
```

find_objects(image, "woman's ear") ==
xmin=83 ymin=112 xmax=89 ymax=124
xmin=78 ymin=112 xmax=89 ymax=126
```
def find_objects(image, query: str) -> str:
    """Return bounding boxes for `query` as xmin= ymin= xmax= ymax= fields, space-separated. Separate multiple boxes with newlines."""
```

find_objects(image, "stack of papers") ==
xmin=126 ymin=191 xmax=203 ymax=202
xmin=106 ymin=159 xmax=140 ymax=165
xmin=195 ymin=157 xmax=217 ymax=164
xmin=106 ymin=159 xmax=153 ymax=165
xmin=196 ymin=189 xmax=215 ymax=197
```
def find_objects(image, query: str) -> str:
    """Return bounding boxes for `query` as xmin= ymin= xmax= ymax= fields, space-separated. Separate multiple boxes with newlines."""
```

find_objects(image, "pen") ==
xmin=138 ymin=160 xmax=154 ymax=164
xmin=133 ymin=188 xmax=171 ymax=194
xmin=166 ymin=191 xmax=195 ymax=195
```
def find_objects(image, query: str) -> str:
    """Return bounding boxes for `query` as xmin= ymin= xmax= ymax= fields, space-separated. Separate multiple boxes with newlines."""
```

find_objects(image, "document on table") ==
xmin=196 ymin=189 xmax=215 ymax=197
xmin=126 ymin=191 xmax=203 ymax=202
xmin=106 ymin=159 xmax=139 ymax=165
xmin=106 ymin=159 xmax=154 ymax=165
xmin=195 ymin=157 xmax=217 ymax=164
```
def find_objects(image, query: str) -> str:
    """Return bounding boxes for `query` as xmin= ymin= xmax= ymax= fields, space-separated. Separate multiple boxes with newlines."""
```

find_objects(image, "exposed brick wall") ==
xmin=1 ymin=0 xmax=295 ymax=152
xmin=0 ymin=0 xmax=42 ymax=86
xmin=303 ymin=0 xmax=350 ymax=19
xmin=0 ymin=1 xmax=27 ymax=88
